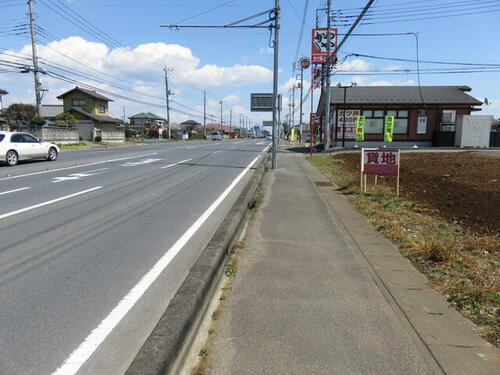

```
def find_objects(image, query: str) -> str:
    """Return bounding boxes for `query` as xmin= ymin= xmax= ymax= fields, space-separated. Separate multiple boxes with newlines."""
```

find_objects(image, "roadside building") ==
xmin=128 ymin=112 xmax=166 ymax=130
xmin=40 ymin=104 xmax=64 ymax=125
xmin=205 ymin=123 xmax=238 ymax=138
xmin=316 ymin=86 xmax=483 ymax=147
xmin=57 ymin=87 xmax=122 ymax=141
xmin=0 ymin=89 xmax=8 ymax=129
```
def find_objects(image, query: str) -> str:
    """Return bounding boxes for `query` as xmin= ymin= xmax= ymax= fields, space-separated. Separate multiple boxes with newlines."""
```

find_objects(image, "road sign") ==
xmin=263 ymin=121 xmax=273 ymax=127
xmin=298 ymin=57 xmax=311 ymax=70
xmin=251 ymin=93 xmax=274 ymax=112
xmin=312 ymin=28 xmax=338 ymax=64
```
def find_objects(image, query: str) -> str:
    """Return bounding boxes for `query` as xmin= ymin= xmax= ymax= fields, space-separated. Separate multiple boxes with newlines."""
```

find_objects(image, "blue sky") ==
xmin=1 ymin=0 xmax=499 ymax=125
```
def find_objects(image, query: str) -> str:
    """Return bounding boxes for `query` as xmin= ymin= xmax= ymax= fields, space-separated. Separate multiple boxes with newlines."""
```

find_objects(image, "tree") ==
xmin=4 ymin=103 xmax=37 ymax=127
xmin=31 ymin=116 xmax=46 ymax=127
xmin=54 ymin=112 xmax=78 ymax=127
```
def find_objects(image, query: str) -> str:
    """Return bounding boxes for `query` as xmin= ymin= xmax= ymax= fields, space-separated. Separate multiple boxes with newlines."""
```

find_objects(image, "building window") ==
xmin=394 ymin=110 xmax=408 ymax=134
xmin=72 ymin=99 xmax=86 ymax=107
xmin=362 ymin=109 xmax=409 ymax=134
xmin=98 ymin=105 xmax=105 ymax=113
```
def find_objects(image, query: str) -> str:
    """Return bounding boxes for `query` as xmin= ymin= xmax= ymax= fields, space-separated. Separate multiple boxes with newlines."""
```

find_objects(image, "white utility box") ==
xmin=455 ymin=115 xmax=492 ymax=148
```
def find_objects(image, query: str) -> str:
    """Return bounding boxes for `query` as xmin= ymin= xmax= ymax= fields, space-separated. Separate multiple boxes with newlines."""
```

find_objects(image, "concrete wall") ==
xmin=101 ymin=129 xmax=125 ymax=142
xmin=32 ymin=127 xmax=80 ymax=144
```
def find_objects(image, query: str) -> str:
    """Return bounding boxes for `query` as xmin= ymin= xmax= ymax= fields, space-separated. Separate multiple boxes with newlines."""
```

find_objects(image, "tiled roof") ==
xmin=57 ymin=87 xmax=112 ymax=102
xmin=318 ymin=86 xmax=482 ymax=113
xmin=40 ymin=105 xmax=64 ymax=118
xmin=128 ymin=112 xmax=166 ymax=121
xmin=69 ymin=106 xmax=119 ymax=123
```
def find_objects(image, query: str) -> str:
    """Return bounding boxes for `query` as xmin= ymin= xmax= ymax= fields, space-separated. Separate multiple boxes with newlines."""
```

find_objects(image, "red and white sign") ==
xmin=310 ymin=112 xmax=320 ymax=127
xmin=298 ymin=57 xmax=311 ymax=70
xmin=362 ymin=149 xmax=400 ymax=176
xmin=311 ymin=66 xmax=320 ymax=89
xmin=312 ymin=28 xmax=338 ymax=64
xmin=336 ymin=109 xmax=360 ymax=139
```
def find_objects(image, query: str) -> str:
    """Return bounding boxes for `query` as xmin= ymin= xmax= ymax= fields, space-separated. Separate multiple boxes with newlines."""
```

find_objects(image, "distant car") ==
xmin=0 ymin=131 xmax=60 ymax=166
xmin=211 ymin=131 xmax=222 ymax=141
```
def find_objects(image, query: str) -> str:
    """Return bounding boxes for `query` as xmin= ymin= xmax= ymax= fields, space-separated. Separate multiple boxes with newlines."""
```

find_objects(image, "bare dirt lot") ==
xmin=337 ymin=152 xmax=500 ymax=236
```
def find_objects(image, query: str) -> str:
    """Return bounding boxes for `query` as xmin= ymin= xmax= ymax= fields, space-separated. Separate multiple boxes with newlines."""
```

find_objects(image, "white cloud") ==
xmin=336 ymin=59 xmax=371 ymax=72
xmin=181 ymin=64 xmax=272 ymax=87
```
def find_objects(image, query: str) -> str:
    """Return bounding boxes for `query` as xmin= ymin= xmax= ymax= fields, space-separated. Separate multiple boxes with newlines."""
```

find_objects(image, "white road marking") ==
xmin=121 ymin=158 xmax=162 ymax=166
xmin=255 ymin=142 xmax=265 ymax=145
xmin=0 ymin=187 xmax=30 ymax=196
xmin=51 ymin=168 xmax=108 ymax=183
xmin=52 ymin=154 xmax=263 ymax=375
xmin=0 ymin=153 xmax=158 ymax=181
xmin=161 ymin=158 xmax=192 ymax=169
xmin=213 ymin=151 xmax=222 ymax=154
xmin=0 ymin=186 xmax=102 ymax=220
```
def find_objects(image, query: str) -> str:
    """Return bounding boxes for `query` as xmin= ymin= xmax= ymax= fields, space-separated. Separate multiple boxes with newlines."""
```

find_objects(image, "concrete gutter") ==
xmin=125 ymin=153 xmax=269 ymax=375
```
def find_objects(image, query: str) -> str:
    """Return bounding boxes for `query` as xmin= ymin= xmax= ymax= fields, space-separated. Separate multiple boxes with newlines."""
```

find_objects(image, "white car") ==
xmin=0 ymin=131 xmax=60 ymax=166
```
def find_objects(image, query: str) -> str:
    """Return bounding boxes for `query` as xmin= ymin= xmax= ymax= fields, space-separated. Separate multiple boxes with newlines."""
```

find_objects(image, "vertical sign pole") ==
xmin=271 ymin=0 xmax=280 ymax=169
xmin=360 ymin=149 xmax=364 ymax=192
xmin=374 ymin=175 xmax=378 ymax=185
xmin=324 ymin=0 xmax=332 ymax=153
xmin=396 ymin=152 xmax=400 ymax=197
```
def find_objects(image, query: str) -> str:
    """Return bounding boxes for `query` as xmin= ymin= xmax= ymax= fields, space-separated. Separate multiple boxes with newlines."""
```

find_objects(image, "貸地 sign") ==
xmin=311 ymin=28 xmax=338 ymax=64
xmin=336 ymin=109 xmax=360 ymax=139
xmin=362 ymin=148 xmax=400 ymax=176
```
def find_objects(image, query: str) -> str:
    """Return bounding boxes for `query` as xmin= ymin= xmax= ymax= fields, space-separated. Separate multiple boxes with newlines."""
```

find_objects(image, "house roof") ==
xmin=56 ymin=86 xmax=113 ymax=102
xmin=180 ymin=119 xmax=201 ymax=126
xmin=317 ymin=86 xmax=483 ymax=113
xmin=128 ymin=112 xmax=166 ymax=121
xmin=40 ymin=105 xmax=64 ymax=118
xmin=205 ymin=123 xmax=238 ymax=133
xmin=69 ymin=106 xmax=119 ymax=123
xmin=0 ymin=89 xmax=8 ymax=95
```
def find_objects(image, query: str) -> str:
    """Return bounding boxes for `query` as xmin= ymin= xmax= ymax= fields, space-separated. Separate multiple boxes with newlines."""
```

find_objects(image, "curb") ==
xmin=125 ymin=153 xmax=269 ymax=375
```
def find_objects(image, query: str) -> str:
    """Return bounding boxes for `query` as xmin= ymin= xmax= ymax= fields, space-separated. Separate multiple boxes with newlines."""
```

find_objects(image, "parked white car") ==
xmin=0 ymin=131 xmax=60 ymax=166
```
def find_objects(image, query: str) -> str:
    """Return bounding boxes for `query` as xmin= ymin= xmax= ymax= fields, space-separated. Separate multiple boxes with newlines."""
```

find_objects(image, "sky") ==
xmin=1 ymin=0 xmax=499 ymax=127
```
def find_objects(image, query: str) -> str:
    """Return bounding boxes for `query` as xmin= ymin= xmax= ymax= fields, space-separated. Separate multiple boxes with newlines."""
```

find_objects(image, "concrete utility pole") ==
xmin=219 ymin=100 xmax=223 ymax=132
xmin=271 ymin=0 xmax=280 ymax=169
xmin=229 ymin=108 xmax=233 ymax=134
xmin=28 ymin=0 xmax=42 ymax=117
xmin=299 ymin=70 xmax=304 ymax=142
xmin=164 ymin=66 xmax=173 ymax=139
xmin=203 ymin=90 xmax=207 ymax=136
xmin=324 ymin=0 xmax=332 ymax=152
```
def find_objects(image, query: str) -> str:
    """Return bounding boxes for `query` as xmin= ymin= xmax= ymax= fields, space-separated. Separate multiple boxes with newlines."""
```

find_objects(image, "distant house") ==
xmin=56 ymin=87 xmax=121 ymax=141
xmin=128 ymin=112 xmax=166 ymax=129
xmin=0 ymin=89 xmax=8 ymax=129
xmin=40 ymin=104 xmax=64 ymax=125
xmin=205 ymin=123 xmax=238 ymax=138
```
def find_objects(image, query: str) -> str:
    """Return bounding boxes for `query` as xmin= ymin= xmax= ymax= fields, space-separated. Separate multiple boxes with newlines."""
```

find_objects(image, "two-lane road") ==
xmin=0 ymin=139 xmax=269 ymax=375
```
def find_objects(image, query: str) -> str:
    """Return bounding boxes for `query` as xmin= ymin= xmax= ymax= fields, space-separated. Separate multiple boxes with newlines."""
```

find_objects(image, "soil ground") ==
xmin=337 ymin=152 xmax=500 ymax=236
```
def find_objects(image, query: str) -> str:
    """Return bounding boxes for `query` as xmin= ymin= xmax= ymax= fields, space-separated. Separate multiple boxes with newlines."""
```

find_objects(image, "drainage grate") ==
xmin=315 ymin=181 xmax=334 ymax=187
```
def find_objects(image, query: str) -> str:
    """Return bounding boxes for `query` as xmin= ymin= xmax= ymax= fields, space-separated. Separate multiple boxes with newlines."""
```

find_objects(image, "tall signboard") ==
xmin=311 ymin=28 xmax=338 ymax=64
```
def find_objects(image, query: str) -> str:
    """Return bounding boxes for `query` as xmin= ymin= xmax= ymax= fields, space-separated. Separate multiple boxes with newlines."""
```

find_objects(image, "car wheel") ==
xmin=6 ymin=150 xmax=18 ymax=166
xmin=47 ymin=147 xmax=58 ymax=161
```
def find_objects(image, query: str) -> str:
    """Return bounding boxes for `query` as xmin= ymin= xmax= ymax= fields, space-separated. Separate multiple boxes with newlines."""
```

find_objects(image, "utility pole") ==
xmin=271 ymin=0 xmax=280 ymax=169
xmin=203 ymin=90 xmax=207 ymax=136
xmin=299 ymin=70 xmax=304 ymax=142
xmin=219 ymin=100 xmax=223 ymax=133
xmin=28 ymin=0 xmax=42 ymax=117
xmin=164 ymin=66 xmax=173 ymax=139
xmin=229 ymin=108 xmax=233 ymax=135
xmin=324 ymin=0 xmax=332 ymax=152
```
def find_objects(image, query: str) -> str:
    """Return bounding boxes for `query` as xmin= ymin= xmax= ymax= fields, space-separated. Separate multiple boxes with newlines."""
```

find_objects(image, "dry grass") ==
xmin=307 ymin=155 xmax=500 ymax=347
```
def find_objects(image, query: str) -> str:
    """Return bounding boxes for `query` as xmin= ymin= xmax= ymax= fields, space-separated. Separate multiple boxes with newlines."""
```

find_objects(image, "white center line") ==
xmin=0 ymin=187 xmax=30 ymax=196
xmin=0 ymin=186 xmax=102 ymax=220
xmin=160 ymin=158 xmax=192 ymax=169
xmin=52 ymin=154 xmax=262 ymax=375
xmin=0 ymin=153 xmax=158 ymax=181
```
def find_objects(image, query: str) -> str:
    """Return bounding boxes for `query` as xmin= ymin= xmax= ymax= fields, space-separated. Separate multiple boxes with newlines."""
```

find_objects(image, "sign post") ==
xmin=311 ymin=28 xmax=338 ymax=64
xmin=361 ymin=148 xmax=401 ymax=196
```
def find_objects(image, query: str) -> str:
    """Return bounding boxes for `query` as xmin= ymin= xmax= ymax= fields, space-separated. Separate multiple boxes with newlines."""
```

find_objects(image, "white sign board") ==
xmin=336 ymin=109 xmax=361 ymax=139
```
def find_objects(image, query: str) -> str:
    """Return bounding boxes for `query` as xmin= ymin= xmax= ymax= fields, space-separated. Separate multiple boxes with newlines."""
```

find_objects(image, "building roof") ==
xmin=180 ymin=119 xmax=201 ymax=126
xmin=69 ymin=106 xmax=119 ymax=123
xmin=317 ymin=86 xmax=483 ymax=113
xmin=40 ymin=105 xmax=64 ymax=118
xmin=56 ymin=86 xmax=113 ymax=102
xmin=0 ymin=89 xmax=8 ymax=95
xmin=205 ymin=123 xmax=238 ymax=133
xmin=128 ymin=112 xmax=166 ymax=121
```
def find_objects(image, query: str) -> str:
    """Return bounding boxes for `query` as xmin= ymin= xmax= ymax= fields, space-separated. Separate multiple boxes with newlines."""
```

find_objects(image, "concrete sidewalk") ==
xmin=208 ymin=152 xmax=500 ymax=375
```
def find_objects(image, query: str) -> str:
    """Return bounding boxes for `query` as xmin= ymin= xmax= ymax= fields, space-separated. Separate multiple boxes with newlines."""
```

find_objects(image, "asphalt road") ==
xmin=0 ymin=139 xmax=270 ymax=375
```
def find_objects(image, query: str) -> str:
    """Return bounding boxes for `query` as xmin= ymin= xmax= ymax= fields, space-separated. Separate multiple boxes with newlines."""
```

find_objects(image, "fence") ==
xmin=101 ymin=129 xmax=125 ymax=142
xmin=32 ymin=127 xmax=80 ymax=144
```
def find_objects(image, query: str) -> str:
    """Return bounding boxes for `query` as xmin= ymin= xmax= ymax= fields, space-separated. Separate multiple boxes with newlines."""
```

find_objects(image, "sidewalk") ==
xmin=208 ymin=152 xmax=500 ymax=375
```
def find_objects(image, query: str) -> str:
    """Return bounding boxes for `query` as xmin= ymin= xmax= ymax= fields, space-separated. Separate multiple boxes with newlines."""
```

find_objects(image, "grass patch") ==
xmin=307 ymin=154 xmax=500 ymax=347
xmin=57 ymin=142 xmax=89 ymax=150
